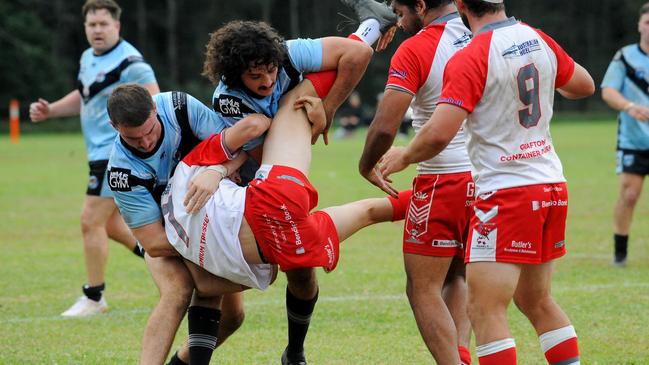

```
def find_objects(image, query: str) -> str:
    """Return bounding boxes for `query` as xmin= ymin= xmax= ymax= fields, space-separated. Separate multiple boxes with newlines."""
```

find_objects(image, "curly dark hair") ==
xmin=389 ymin=0 xmax=453 ymax=11
xmin=202 ymin=20 xmax=287 ymax=88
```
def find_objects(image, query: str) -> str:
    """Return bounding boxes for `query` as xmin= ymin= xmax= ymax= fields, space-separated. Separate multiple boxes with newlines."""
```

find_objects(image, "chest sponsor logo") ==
xmin=216 ymin=95 xmax=244 ymax=118
xmin=502 ymin=39 xmax=541 ymax=59
xmin=108 ymin=167 xmax=132 ymax=191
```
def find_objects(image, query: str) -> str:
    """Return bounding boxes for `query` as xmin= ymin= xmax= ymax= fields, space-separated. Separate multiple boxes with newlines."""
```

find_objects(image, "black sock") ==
xmin=132 ymin=240 xmax=145 ymax=258
xmin=166 ymin=351 xmax=188 ymax=365
xmin=614 ymin=234 xmax=629 ymax=260
xmin=188 ymin=306 xmax=221 ymax=365
xmin=286 ymin=287 xmax=318 ymax=356
xmin=82 ymin=283 xmax=105 ymax=302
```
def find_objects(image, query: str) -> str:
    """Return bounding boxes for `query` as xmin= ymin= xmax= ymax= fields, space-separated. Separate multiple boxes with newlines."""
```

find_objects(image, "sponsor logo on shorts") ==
xmin=543 ymin=185 xmax=563 ymax=192
xmin=554 ymin=240 xmax=565 ymax=249
xmin=623 ymin=154 xmax=635 ymax=167
xmin=324 ymin=237 xmax=335 ymax=270
xmin=280 ymin=204 xmax=303 ymax=248
xmin=504 ymin=240 xmax=537 ymax=255
xmin=199 ymin=214 xmax=209 ymax=267
xmin=432 ymin=240 xmax=459 ymax=248
xmin=541 ymin=199 xmax=567 ymax=208
xmin=108 ymin=167 xmax=131 ymax=191
xmin=88 ymin=175 xmax=99 ymax=190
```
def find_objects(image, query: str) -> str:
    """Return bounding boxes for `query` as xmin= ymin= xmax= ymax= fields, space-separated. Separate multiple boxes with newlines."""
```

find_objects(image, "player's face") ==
xmin=241 ymin=64 xmax=278 ymax=97
xmin=639 ymin=14 xmax=649 ymax=43
xmin=84 ymin=9 xmax=121 ymax=55
xmin=392 ymin=2 xmax=423 ymax=36
xmin=117 ymin=110 xmax=162 ymax=153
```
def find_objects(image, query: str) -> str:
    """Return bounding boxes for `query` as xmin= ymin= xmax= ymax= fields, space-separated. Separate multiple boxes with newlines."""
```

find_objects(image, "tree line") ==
xmin=0 ymin=0 xmax=646 ymax=123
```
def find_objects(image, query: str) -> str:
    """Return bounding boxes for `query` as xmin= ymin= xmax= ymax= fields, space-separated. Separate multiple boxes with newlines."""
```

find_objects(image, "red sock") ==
xmin=387 ymin=189 xmax=412 ymax=221
xmin=303 ymin=34 xmax=364 ymax=98
xmin=458 ymin=345 xmax=472 ymax=365
xmin=540 ymin=326 xmax=580 ymax=364
xmin=476 ymin=339 xmax=516 ymax=365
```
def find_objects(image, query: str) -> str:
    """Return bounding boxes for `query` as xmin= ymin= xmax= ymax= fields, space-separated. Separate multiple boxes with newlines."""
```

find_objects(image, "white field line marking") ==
xmin=3 ymin=282 xmax=649 ymax=324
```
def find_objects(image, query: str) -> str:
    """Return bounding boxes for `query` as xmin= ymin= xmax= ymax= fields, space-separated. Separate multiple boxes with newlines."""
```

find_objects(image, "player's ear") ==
xmin=416 ymin=0 xmax=426 ymax=15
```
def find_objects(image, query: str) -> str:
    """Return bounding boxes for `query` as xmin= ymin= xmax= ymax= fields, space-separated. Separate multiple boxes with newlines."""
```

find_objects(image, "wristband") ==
xmin=623 ymin=102 xmax=635 ymax=112
xmin=206 ymin=164 xmax=228 ymax=177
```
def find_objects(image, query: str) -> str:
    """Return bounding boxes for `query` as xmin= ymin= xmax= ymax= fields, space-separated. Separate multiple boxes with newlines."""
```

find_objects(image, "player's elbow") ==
xmin=558 ymin=64 xmax=595 ymax=100
xmin=240 ymin=115 xmax=271 ymax=140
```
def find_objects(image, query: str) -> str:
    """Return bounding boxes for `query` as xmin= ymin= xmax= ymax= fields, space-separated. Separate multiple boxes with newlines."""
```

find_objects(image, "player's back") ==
xmin=442 ymin=18 xmax=575 ymax=194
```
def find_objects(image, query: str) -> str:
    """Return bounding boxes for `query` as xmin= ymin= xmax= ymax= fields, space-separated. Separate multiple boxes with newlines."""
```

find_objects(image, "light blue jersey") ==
xmin=601 ymin=44 xmax=649 ymax=151
xmin=211 ymin=38 xmax=323 ymax=150
xmin=78 ymin=39 xmax=157 ymax=161
xmin=107 ymin=92 xmax=229 ymax=228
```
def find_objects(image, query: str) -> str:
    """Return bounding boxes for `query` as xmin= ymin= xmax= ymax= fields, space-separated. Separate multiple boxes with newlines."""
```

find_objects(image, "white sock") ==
xmin=353 ymin=18 xmax=382 ymax=46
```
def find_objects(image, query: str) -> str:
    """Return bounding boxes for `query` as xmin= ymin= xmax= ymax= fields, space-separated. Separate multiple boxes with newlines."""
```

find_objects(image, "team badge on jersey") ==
xmin=108 ymin=167 xmax=132 ymax=191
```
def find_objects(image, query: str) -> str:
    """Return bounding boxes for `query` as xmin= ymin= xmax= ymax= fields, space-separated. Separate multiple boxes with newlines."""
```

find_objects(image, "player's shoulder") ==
xmin=213 ymin=85 xmax=261 ymax=117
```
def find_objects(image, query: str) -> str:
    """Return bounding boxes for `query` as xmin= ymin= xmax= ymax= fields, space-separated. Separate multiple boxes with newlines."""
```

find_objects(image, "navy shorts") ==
xmin=616 ymin=149 xmax=649 ymax=175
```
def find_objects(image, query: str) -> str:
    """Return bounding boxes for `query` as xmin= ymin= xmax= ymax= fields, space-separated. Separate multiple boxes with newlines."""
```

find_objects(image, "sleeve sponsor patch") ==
xmin=214 ymin=94 xmax=258 ymax=118
xmin=108 ymin=167 xmax=132 ymax=191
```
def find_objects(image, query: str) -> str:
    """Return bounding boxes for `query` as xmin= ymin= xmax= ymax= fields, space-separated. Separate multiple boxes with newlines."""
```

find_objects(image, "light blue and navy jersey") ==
xmin=107 ymin=92 xmax=229 ymax=229
xmin=601 ymin=44 xmax=649 ymax=151
xmin=78 ymin=39 xmax=157 ymax=161
xmin=211 ymin=38 xmax=323 ymax=150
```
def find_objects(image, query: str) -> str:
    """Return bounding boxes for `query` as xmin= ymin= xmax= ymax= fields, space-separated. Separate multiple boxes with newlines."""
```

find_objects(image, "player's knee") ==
xmin=286 ymin=268 xmax=318 ymax=298
xmin=221 ymin=307 xmax=245 ymax=332
xmin=513 ymin=293 xmax=555 ymax=321
xmin=80 ymin=210 xmax=102 ymax=234
xmin=621 ymin=188 xmax=642 ymax=205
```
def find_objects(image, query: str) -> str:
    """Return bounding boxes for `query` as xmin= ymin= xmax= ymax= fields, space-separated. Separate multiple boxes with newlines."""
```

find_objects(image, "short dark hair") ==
xmin=107 ymin=84 xmax=154 ymax=127
xmin=640 ymin=2 xmax=649 ymax=17
xmin=390 ymin=0 xmax=454 ymax=11
xmin=202 ymin=20 xmax=287 ymax=88
xmin=462 ymin=0 xmax=505 ymax=17
xmin=82 ymin=0 xmax=122 ymax=21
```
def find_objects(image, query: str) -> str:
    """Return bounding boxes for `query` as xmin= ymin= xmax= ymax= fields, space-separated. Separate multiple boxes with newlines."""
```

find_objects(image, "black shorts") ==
xmin=87 ymin=160 xmax=110 ymax=196
xmin=616 ymin=149 xmax=649 ymax=175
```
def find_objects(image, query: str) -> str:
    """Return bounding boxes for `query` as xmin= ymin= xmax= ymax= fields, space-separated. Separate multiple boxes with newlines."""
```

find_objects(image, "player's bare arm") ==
xmin=29 ymin=90 xmax=82 ymax=122
xmin=557 ymin=62 xmax=595 ymax=100
xmin=319 ymin=36 xmax=374 ymax=142
xmin=380 ymin=104 xmax=467 ymax=178
xmin=132 ymin=221 xmax=178 ymax=257
xmin=359 ymin=88 xmax=412 ymax=195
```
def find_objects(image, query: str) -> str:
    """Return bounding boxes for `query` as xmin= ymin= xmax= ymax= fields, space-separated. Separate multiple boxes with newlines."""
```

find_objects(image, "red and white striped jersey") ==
xmin=386 ymin=13 xmax=472 ymax=174
xmin=439 ymin=18 xmax=575 ymax=195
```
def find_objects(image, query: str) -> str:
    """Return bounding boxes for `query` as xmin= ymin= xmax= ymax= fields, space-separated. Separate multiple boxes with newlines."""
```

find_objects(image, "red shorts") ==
xmin=465 ymin=183 xmax=568 ymax=264
xmin=402 ymin=172 xmax=475 ymax=257
xmin=244 ymin=165 xmax=340 ymax=272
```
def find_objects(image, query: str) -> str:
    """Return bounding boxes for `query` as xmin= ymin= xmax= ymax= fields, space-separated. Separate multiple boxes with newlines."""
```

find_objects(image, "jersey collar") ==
xmin=477 ymin=17 xmax=518 ymax=34
xmin=93 ymin=38 xmax=123 ymax=57
xmin=429 ymin=11 xmax=460 ymax=26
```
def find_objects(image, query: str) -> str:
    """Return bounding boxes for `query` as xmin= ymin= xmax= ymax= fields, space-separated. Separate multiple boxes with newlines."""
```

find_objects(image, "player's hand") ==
xmin=29 ymin=98 xmax=51 ymax=122
xmin=294 ymin=95 xmax=327 ymax=145
xmin=627 ymin=104 xmax=649 ymax=122
xmin=184 ymin=168 xmax=225 ymax=214
xmin=362 ymin=164 xmax=399 ymax=198
xmin=379 ymin=146 xmax=410 ymax=180
xmin=376 ymin=26 xmax=397 ymax=52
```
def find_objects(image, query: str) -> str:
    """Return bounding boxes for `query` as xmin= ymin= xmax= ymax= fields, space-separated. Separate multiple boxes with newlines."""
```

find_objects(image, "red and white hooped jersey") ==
xmin=439 ymin=18 xmax=575 ymax=195
xmin=386 ymin=13 xmax=472 ymax=174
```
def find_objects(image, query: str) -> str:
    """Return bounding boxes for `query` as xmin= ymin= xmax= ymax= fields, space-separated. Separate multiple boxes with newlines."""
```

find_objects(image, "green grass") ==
xmin=1 ymin=119 xmax=648 ymax=364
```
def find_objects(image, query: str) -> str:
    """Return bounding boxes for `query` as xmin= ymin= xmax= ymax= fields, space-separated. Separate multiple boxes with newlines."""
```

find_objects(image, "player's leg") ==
xmin=613 ymin=172 xmax=645 ymax=266
xmin=140 ymin=255 xmax=193 ymax=365
xmin=467 ymin=262 xmax=520 ymax=365
xmin=282 ymin=268 xmax=319 ymax=365
xmin=513 ymin=262 xmax=579 ymax=365
xmin=61 ymin=195 xmax=115 ymax=317
xmin=443 ymin=258 xmax=472 ymax=365
xmin=404 ymin=253 xmax=460 ymax=365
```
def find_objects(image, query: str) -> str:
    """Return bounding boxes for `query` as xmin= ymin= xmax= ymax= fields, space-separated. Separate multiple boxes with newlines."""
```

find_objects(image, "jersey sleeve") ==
xmin=182 ymin=132 xmax=233 ymax=166
xmin=107 ymin=152 xmax=162 ymax=229
xmin=386 ymin=42 xmax=422 ymax=95
xmin=601 ymin=50 xmax=626 ymax=91
xmin=534 ymin=28 xmax=575 ymax=88
xmin=121 ymin=61 xmax=157 ymax=86
xmin=211 ymin=87 xmax=266 ymax=151
xmin=113 ymin=187 xmax=161 ymax=228
xmin=439 ymin=33 xmax=491 ymax=113
xmin=286 ymin=38 xmax=324 ymax=73
xmin=186 ymin=93 xmax=228 ymax=140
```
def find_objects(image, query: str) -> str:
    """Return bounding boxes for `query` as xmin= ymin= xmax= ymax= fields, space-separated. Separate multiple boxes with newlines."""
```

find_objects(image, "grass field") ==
xmin=1 ymin=119 xmax=648 ymax=364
